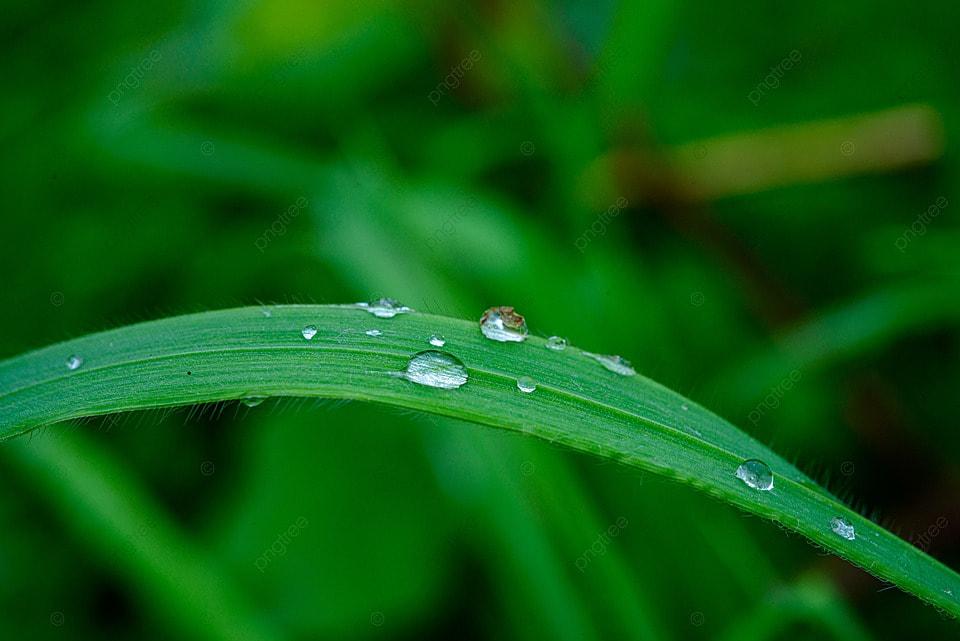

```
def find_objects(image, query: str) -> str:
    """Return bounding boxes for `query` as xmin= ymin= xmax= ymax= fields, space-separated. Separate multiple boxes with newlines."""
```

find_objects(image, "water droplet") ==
xmin=242 ymin=394 xmax=267 ymax=407
xmin=301 ymin=325 xmax=318 ymax=340
xmin=583 ymin=352 xmax=636 ymax=376
xmin=429 ymin=334 xmax=446 ymax=347
xmin=480 ymin=306 xmax=528 ymax=343
xmin=517 ymin=376 xmax=537 ymax=393
xmin=65 ymin=355 xmax=83 ymax=370
xmin=830 ymin=517 xmax=856 ymax=541
xmin=545 ymin=336 xmax=567 ymax=351
xmin=945 ymin=588 xmax=954 ymax=597
xmin=356 ymin=297 xmax=412 ymax=318
xmin=365 ymin=329 xmax=383 ymax=337
xmin=735 ymin=459 xmax=774 ymax=491
xmin=681 ymin=403 xmax=689 ymax=411
xmin=403 ymin=350 xmax=468 ymax=390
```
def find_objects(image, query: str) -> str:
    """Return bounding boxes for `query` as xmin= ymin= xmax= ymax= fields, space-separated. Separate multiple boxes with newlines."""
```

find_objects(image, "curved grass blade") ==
xmin=1 ymin=305 xmax=958 ymax=617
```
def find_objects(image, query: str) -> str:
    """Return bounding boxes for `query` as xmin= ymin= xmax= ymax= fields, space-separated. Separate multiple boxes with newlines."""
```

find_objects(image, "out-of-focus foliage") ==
xmin=1 ymin=0 xmax=958 ymax=639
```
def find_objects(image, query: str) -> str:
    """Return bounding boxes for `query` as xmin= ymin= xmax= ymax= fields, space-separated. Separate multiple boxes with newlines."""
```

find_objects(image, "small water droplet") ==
xmin=545 ymin=336 xmax=567 ymax=351
xmin=681 ymin=403 xmax=689 ymax=411
xmin=356 ymin=297 xmax=412 ymax=318
xmin=301 ymin=325 xmax=318 ymax=340
xmin=428 ymin=334 xmax=446 ymax=347
xmin=735 ymin=459 xmax=774 ymax=491
xmin=403 ymin=350 xmax=468 ymax=390
xmin=242 ymin=394 xmax=267 ymax=407
xmin=260 ymin=308 xmax=272 ymax=317
xmin=945 ymin=588 xmax=954 ymax=597
xmin=583 ymin=352 xmax=636 ymax=376
xmin=65 ymin=355 xmax=83 ymax=370
xmin=480 ymin=306 xmax=528 ymax=343
xmin=365 ymin=329 xmax=383 ymax=337
xmin=830 ymin=517 xmax=856 ymax=541
xmin=517 ymin=376 xmax=537 ymax=393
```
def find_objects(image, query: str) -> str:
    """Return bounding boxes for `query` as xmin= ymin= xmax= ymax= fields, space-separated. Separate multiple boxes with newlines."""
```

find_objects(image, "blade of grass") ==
xmin=3 ymin=429 xmax=281 ymax=641
xmin=1 ymin=305 xmax=958 ymax=618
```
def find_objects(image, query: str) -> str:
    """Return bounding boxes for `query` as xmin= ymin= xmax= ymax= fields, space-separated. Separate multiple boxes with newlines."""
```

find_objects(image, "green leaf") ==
xmin=2 ymin=305 xmax=958 ymax=618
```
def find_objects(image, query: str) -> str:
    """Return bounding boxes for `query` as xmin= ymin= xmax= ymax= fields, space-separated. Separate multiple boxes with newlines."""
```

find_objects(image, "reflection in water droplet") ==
xmin=355 ymin=298 xmax=412 ymax=318
xmin=735 ymin=459 xmax=774 ymax=491
xmin=301 ymin=325 xmax=318 ymax=340
xmin=545 ymin=336 xmax=568 ymax=351
xmin=480 ymin=306 xmax=528 ymax=343
xmin=66 ymin=355 xmax=83 ymax=370
xmin=403 ymin=350 xmax=468 ymax=390
xmin=429 ymin=334 xmax=446 ymax=347
xmin=517 ymin=376 xmax=537 ymax=393
xmin=365 ymin=329 xmax=383 ymax=337
xmin=242 ymin=395 xmax=267 ymax=407
xmin=583 ymin=352 xmax=636 ymax=376
xmin=831 ymin=517 xmax=856 ymax=541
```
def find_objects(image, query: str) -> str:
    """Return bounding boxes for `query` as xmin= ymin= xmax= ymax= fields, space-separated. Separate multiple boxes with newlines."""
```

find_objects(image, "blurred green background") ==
xmin=2 ymin=0 xmax=959 ymax=639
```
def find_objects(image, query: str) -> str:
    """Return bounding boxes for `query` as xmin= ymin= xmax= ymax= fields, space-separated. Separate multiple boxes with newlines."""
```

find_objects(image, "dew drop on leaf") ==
xmin=403 ymin=350 xmax=468 ymax=390
xmin=242 ymin=394 xmax=267 ymax=407
xmin=831 ymin=517 xmax=856 ymax=541
xmin=365 ymin=329 xmax=383 ymax=337
xmin=429 ymin=334 xmax=446 ymax=347
xmin=545 ymin=336 xmax=567 ymax=351
xmin=516 ymin=376 xmax=537 ymax=393
xmin=583 ymin=352 xmax=636 ymax=376
xmin=479 ymin=306 xmax=528 ymax=343
xmin=301 ymin=325 xmax=318 ymax=340
xmin=735 ymin=459 xmax=774 ymax=491
xmin=65 ymin=355 xmax=83 ymax=370
xmin=355 ymin=297 xmax=412 ymax=318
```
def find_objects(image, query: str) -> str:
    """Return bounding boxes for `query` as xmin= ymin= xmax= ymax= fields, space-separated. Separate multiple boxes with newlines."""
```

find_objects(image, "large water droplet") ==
xmin=583 ymin=352 xmax=636 ymax=376
xmin=356 ymin=297 xmax=412 ymax=318
xmin=66 ymin=355 xmax=83 ymax=370
xmin=365 ymin=329 xmax=383 ymax=337
xmin=301 ymin=325 xmax=318 ymax=340
xmin=830 ymin=517 xmax=856 ymax=541
xmin=403 ymin=350 xmax=468 ymax=390
xmin=429 ymin=334 xmax=446 ymax=347
xmin=242 ymin=394 xmax=267 ymax=407
xmin=517 ymin=376 xmax=537 ymax=393
xmin=545 ymin=336 xmax=568 ymax=351
xmin=480 ymin=306 xmax=528 ymax=343
xmin=735 ymin=459 xmax=774 ymax=491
